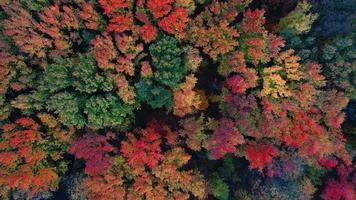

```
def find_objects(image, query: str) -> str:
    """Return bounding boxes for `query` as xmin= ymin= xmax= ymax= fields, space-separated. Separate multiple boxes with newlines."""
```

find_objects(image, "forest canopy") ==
xmin=0 ymin=0 xmax=355 ymax=199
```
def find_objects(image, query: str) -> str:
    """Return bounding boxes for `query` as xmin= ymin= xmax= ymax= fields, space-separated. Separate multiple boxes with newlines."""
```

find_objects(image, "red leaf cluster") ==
xmin=246 ymin=141 xmax=278 ymax=172
xmin=226 ymin=75 xmax=249 ymax=94
xmin=120 ymin=124 xmax=163 ymax=173
xmin=158 ymin=7 xmax=189 ymax=39
xmin=107 ymin=13 xmax=134 ymax=33
xmin=207 ymin=119 xmax=245 ymax=159
xmin=140 ymin=24 xmax=158 ymax=43
xmin=69 ymin=133 xmax=116 ymax=175
xmin=241 ymin=9 xmax=266 ymax=33
xmin=321 ymin=165 xmax=356 ymax=200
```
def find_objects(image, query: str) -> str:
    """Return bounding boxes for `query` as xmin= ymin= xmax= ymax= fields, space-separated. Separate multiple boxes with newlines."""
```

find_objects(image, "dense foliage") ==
xmin=0 ymin=0 xmax=355 ymax=199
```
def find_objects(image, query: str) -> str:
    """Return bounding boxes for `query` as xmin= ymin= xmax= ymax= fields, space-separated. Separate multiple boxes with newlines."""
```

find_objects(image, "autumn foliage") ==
xmin=0 ymin=0 xmax=354 ymax=199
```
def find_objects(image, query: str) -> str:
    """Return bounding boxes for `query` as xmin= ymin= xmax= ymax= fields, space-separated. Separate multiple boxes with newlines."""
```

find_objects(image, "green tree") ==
xmin=84 ymin=94 xmax=133 ymax=129
xmin=135 ymin=79 xmax=173 ymax=109
xmin=149 ymin=35 xmax=185 ymax=88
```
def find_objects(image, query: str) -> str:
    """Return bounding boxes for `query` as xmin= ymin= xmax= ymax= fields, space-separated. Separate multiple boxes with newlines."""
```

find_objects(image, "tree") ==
xmin=158 ymin=7 xmax=189 ymax=39
xmin=69 ymin=133 xmax=116 ymax=176
xmin=0 ymin=117 xmax=73 ymax=196
xmin=135 ymin=79 xmax=173 ymax=109
xmin=173 ymin=75 xmax=201 ymax=117
xmin=207 ymin=119 xmax=245 ymax=159
xmin=278 ymin=1 xmax=318 ymax=35
xmin=149 ymin=35 xmax=185 ymax=88
xmin=91 ymin=32 xmax=117 ymax=69
xmin=1 ymin=2 xmax=52 ymax=58
xmin=146 ymin=0 xmax=174 ymax=19
xmin=84 ymin=94 xmax=133 ymax=129
xmin=246 ymin=141 xmax=278 ymax=172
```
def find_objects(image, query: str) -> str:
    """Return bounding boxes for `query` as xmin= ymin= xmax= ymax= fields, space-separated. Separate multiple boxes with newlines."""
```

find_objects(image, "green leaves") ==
xmin=36 ymin=54 xmax=134 ymax=129
xmin=72 ymin=54 xmax=113 ymax=93
xmin=278 ymin=1 xmax=318 ymax=35
xmin=41 ymin=57 xmax=73 ymax=93
xmin=47 ymin=92 xmax=86 ymax=128
xmin=210 ymin=174 xmax=230 ymax=200
xmin=41 ymin=54 xmax=114 ymax=94
xmin=149 ymin=35 xmax=185 ymax=88
xmin=47 ymin=93 xmax=133 ymax=129
xmin=135 ymin=79 xmax=173 ymax=109
xmin=84 ymin=94 xmax=133 ymax=129
xmin=19 ymin=0 xmax=50 ymax=11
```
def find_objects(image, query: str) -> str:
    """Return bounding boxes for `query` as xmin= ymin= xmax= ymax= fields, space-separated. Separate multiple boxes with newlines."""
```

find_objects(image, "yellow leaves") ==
xmin=189 ymin=172 xmax=207 ymax=199
xmin=175 ymin=0 xmax=196 ymax=14
xmin=300 ymin=178 xmax=317 ymax=199
xmin=184 ymin=46 xmax=202 ymax=72
xmin=261 ymin=50 xmax=303 ymax=98
xmin=278 ymin=1 xmax=318 ymax=35
xmin=261 ymin=66 xmax=292 ymax=98
xmin=275 ymin=49 xmax=303 ymax=81
xmin=37 ymin=113 xmax=58 ymax=128
xmin=195 ymin=90 xmax=209 ymax=110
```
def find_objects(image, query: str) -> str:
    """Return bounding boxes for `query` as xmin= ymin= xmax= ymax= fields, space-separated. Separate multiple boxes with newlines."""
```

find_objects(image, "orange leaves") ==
xmin=2 ymin=2 xmax=51 ymax=58
xmin=91 ymin=32 xmax=117 ymax=69
xmin=61 ymin=5 xmax=80 ymax=30
xmin=31 ymin=168 xmax=59 ymax=193
xmin=305 ymin=62 xmax=326 ymax=87
xmin=158 ymin=7 xmax=189 ymax=39
xmin=80 ymin=3 xmax=103 ymax=30
xmin=99 ymin=0 xmax=132 ymax=15
xmin=0 ymin=152 xmax=18 ymax=168
xmin=116 ymin=55 xmax=135 ymax=76
xmin=107 ymin=12 xmax=134 ymax=33
xmin=116 ymin=75 xmax=136 ymax=104
xmin=173 ymin=75 xmax=201 ymax=117
xmin=0 ymin=118 xmax=60 ymax=194
xmin=246 ymin=141 xmax=277 ymax=172
xmin=89 ymin=122 xmax=208 ymax=200
xmin=115 ymin=33 xmax=143 ymax=56
xmin=245 ymin=37 xmax=268 ymax=65
xmin=207 ymin=119 xmax=245 ymax=159
xmin=189 ymin=20 xmax=239 ymax=60
xmin=84 ymin=169 xmax=126 ymax=200
xmin=36 ymin=4 xmax=79 ymax=53
xmin=146 ymin=0 xmax=174 ymax=19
